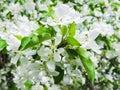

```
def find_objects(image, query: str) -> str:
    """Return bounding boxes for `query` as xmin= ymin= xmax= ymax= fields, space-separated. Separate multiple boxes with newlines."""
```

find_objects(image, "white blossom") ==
xmin=48 ymin=85 xmax=60 ymax=90
xmin=63 ymin=75 xmax=73 ymax=85
xmin=32 ymin=83 xmax=44 ymax=90
xmin=91 ymin=22 xmax=114 ymax=36
xmin=46 ymin=61 xmax=55 ymax=72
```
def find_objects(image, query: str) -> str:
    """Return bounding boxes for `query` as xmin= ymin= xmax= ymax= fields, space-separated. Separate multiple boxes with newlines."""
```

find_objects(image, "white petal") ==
xmin=63 ymin=75 xmax=72 ymax=85
xmin=41 ymin=76 xmax=50 ymax=84
xmin=23 ymin=49 xmax=36 ymax=56
xmin=55 ymin=33 xmax=62 ymax=45
xmin=11 ymin=54 xmax=20 ymax=64
xmin=46 ymin=61 xmax=55 ymax=72
xmin=32 ymin=83 xmax=44 ymax=90
xmin=54 ymin=52 xmax=61 ymax=62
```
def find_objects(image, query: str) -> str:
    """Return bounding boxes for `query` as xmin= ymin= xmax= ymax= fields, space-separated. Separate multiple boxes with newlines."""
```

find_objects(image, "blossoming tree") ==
xmin=0 ymin=0 xmax=120 ymax=90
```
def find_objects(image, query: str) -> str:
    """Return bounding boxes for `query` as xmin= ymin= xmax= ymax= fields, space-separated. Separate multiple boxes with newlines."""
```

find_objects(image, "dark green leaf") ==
xmin=6 ymin=11 xmax=13 ymax=19
xmin=66 ymin=49 xmax=78 ymax=58
xmin=53 ymin=65 xmax=64 ymax=84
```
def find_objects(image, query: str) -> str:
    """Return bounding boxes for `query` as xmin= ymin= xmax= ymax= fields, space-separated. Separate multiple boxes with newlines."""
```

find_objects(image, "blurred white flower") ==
xmin=0 ymin=33 xmax=20 ymax=51
xmin=82 ymin=4 xmax=89 ymax=15
xmin=106 ymin=50 xmax=117 ymax=59
xmin=48 ymin=85 xmax=60 ymax=90
xmin=41 ymin=17 xmax=57 ymax=26
xmin=105 ymin=74 xmax=113 ymax=82
xmin=88 ymin=52 xmax=99 ymax=67
xmin=113 ymin=42 xmax=120 ymax=56
xmin=82 ymin=77 xmax=85 ymax=85
xmin=8 ymin=3 xmax=22 ymax=14
xmin=54 ymin=51 xmax=61 ymax=62
xmin=36 ymin=0 xmax=52 ymax=11
xmin=91 ymin=22 xmax=114 ymax=36
xmin=37 ymin=46 xmax=52 ymax=61
xmin=53 ymin=3 xmax=82 ymax=25
xmin=23 ymin=0 xmax=35 ymax=13
xmin=13 ymin=60 xmax=43 ymax=89
xmin=63 ymin=75 xmax=73 ymax=85
xmin=4 ymin=16 xmax=38 ymax=37
xmin=46 ymin=61 xmax=55 ymax=72
xmin=11 ymin=54 xmax=20 ymax=64
xmin=38 ymin=71 xmax=46 ymax=78
xmin=75 ymin=30 xmax=101 ymax=54
xmin=94 ymin=10 xmax=103 ymax=17
xmin=41 ymin=3 xmax=84 ymax=26
xmin=32 ymin=83 xmax=44 ymax=90
xmin=42 ymin=40 xmax=52 ymax=46
xmin=74 ymin=0 xmax=84 ymax=3
xmin=41 ymin=76 xmax=50 ymax=84
xmin=23 ymin=49 xmax=36 ymax=59
xmin=13 ymin=63 xmax=30 ymax=89
xmin=55 ymin=33 xmax=62 ymax=45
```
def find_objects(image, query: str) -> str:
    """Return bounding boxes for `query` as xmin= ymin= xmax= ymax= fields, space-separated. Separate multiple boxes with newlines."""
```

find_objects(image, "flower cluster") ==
xmin=0 ymin=0 xmax=120 ymax=90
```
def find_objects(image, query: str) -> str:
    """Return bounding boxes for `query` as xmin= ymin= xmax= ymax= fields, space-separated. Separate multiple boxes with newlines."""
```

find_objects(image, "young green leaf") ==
xmin=77 ymin=47 xmax=95 ymax=84
xmin=66 ymin=36 xmax=81 ymax=46
xmin=36 ymin=26 xmax=48 ymax=35
xmin=41 ymin=33 xmax=51 ymax=41
xmin=31 ymin=35 xmax=40 ymax=44
xmin=0 ymin=38 xmax=7 ymax=51
xmin=69 ymin=22 xmax=76 ymax=37
xmin=19 ymin=36 xmax=31 ymax=50
xmin=36 ymin=26 xmax=56 ymax=37
xmin=61 ymin=25 xmax=68 ymax=38
xmin=15 ymin=35 xmax=22 ymax=40
xmin=24 ymin=80 xmax=32 ymax=90
xmin=47 ymin=6 xmax=54 ymax=18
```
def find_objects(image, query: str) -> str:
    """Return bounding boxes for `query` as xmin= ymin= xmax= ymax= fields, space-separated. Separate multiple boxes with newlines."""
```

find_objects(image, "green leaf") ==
xmin=105 ymin=37 xmax=113 ymax=50
xmin=61 ymin=25 xmax=68 ymax=38
xmin=36 ymin=26 xmax=48 ymax=35
xmin=19 ymin=36 xmax=31 ymax=50
xmin=53 ymin=65 xmax=64 ymax=84
xmin=15 ymin=0 xmax=26 ymax=5
xmin=66 ymin=36 xmax=81 ymax=46
xmin=66 ymin=49 xmax=78 ymax=58
xmin=24 ymin=80 xmax=32 ymax=89
xmin=6 ymin=11 xmax=13 ymax=19
xmin=36 ymin=26 xmax=56 ymax=37
xmin=19 ymin=26 xmax=56 ymax=50
xmin=31 ymin=35 xmax=40 ymax=44
xmin=19 ymin=33 xmax=51 ymax=50
xmin=0 ymin=38 xmax=7 ymax=51
xmin=77 ymin=47 xmax=95 ymax=84
xmin=41 ymin=33 xmax=51 ymax=41
xmin=47 ymin=6 xmax=54 ymax=18
xmin=99 ymin=1 xmax=105 ymax=6
xmin=69 ymin=22 xmax=76 ymax=37
xmin=15 ymin=35 xmax=23 ymax=40
xmin=44 ymin=86 xmax=48 ymax=90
